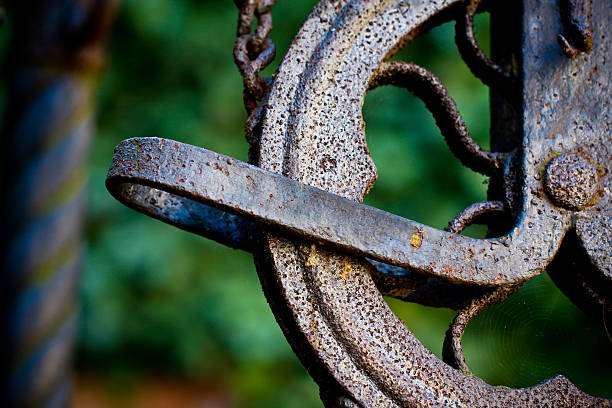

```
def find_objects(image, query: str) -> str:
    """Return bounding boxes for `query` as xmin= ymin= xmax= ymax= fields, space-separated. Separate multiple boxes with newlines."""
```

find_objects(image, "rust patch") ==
xmin=305 ymin=243 xmax=318 ymax=267
xmin=340 ymin=257 xmax=352 ymax=279
xmin=410 ymin=231 xmax=423 ymax=248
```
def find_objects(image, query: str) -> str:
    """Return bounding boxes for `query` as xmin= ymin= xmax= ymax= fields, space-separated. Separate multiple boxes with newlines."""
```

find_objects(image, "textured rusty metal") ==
xmin=254 ymin=0 xmax=610 ymax=406
xmin=454 ymin=0 xmax=520 ymax=105
xmin=445 ymin=200 xmax=507 ymax=235
xmin=442 ymin=284 xmax=520 ymax=375
xmin=557 ymin=0 xmax=593 ymax=58
xmin=1 ymin=1 xmax=117 ymax=406
xmin=524 ymin=0 xmax=611 ymax=321
xmin=544 ymin=153 xmax=600 ymax=210
xmin=105 ymin=0 xmax=611 ymax=406
xmin=108 ymin=137 xmax=560 ymax=287
xmin=233 ymin=0 xmax=277 ymax=114
xmin=233 ymin=0 xmax=278 ymax=165
xmin=369 ymin=61 xmax=504 ymax=176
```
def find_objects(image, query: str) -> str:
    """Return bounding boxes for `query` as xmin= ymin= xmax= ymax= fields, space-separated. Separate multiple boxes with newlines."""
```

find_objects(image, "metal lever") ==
xmin=107 ymin=137 xmax=568 ymax=287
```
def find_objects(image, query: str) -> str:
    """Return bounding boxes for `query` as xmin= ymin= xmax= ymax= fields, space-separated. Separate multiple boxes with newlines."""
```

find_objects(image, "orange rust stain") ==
xmin=340 ymin=257 xmax=352 ymax=279
xmin=465 ymin=248 xmax=474 ymax=262
xmin=441 ymin=265 xmax=454 ymax=276
xmin=410 ymin=231 xmax=423 ymax=248
xmin=305 ymin=244 xmax=318 ymax=267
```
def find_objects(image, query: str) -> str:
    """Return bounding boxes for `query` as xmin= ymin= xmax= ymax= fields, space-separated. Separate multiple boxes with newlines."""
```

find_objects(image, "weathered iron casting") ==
xmin=107 ymin=0 xmax=610 ymax=406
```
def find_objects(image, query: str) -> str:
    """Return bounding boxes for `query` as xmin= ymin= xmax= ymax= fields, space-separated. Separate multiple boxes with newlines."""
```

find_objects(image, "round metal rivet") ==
xmin=544 ymin=153 xmax=599 ymax=210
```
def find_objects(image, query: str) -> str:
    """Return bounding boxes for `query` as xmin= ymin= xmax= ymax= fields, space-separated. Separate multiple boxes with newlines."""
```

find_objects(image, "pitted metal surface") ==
xmin=105 ymin=0 xmax=611 ymax=406
xmin=557 ymin=0 xmax=594 ymax=58
xmin=523 ymin=0 xmax=611 ymax=298
xmin=108 ymin=137 xmax=570 ymax=287
xmin=255 ymin=0 xmax=610 ymax=406
xmin=544 ymin=153 xmax=599 ymax=210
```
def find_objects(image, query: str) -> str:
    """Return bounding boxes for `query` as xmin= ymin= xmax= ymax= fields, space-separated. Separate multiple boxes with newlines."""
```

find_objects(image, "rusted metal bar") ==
xmin=106 ymin=138 xmax=492 ymax=310
xmin=108 ymin=136 xmax=563 ymax=287
xmin=0 ymin=1 xmax=116 ymax=406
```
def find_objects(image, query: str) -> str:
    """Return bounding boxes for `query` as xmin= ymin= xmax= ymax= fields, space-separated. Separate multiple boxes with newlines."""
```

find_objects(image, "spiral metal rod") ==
xmin=0 ymin=1 xmax=116 ymax=406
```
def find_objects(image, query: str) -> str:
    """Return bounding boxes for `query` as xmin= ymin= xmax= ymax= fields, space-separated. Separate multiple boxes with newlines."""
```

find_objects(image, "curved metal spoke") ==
xmin=369 ymin=61 xmax=505 ymax=176
xmin=446 ymin=200 xmax=507 ymax=234
xmin=442 ymin=284 xmax=520 ymax=373
xmin=454 ymin=0 xmax=520 ymax=105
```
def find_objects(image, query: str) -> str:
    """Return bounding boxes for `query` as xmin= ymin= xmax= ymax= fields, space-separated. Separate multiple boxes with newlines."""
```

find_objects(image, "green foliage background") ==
xmin=78 ymin=0 xmax=611 ymax=406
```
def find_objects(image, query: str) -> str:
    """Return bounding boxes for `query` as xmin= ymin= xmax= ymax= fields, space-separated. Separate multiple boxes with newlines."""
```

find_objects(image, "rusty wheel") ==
xmin=254 ymin=0 xmax=610 ymax=406
xmin=105 ymin=0 xmax=610 ymax=406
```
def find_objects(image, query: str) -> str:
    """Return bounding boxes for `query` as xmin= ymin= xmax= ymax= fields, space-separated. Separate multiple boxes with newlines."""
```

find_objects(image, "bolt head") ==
xmin=544 ymin=153 xmax=599 ymax=210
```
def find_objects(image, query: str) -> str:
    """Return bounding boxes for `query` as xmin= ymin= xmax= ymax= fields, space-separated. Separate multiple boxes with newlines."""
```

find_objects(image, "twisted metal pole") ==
xmin=0 ymin=1 xmax=116 ymax=406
